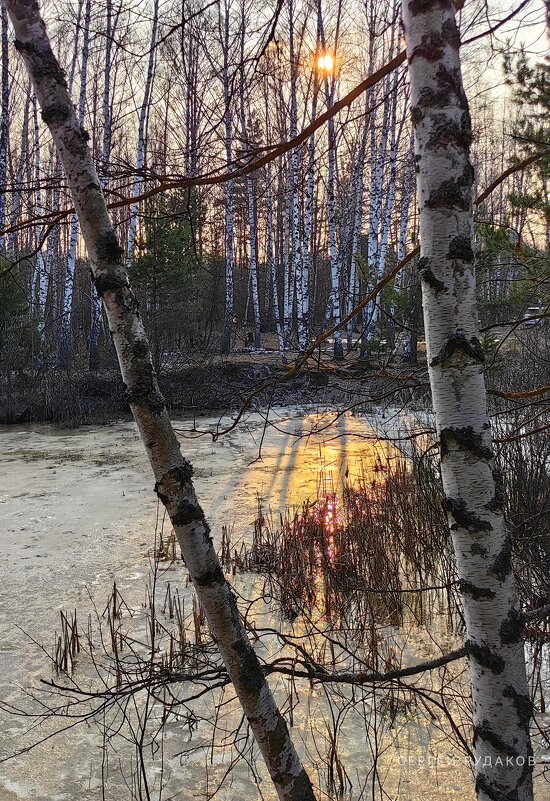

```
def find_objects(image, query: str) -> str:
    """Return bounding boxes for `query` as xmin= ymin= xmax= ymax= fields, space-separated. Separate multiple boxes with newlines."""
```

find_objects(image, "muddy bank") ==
xmin=0 ymin=356 xmax=423 ymax=426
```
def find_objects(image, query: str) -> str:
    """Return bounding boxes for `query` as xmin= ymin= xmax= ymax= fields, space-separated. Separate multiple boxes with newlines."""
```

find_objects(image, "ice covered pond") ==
xmin=0 ymin=407 xmax=543 ymax=801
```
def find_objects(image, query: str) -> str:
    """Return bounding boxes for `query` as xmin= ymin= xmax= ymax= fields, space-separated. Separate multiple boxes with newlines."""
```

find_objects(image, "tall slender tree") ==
xmin=0 ymin=1 xmax=9 ymax=249
xmin=126 ymin=0 xmax=159 ymax=269
xmin=59 ymin=0 xmax=90 ymax=366
xmin=402 ymin=2 xmax=534 ymax=799
xmin=220 ymin=0 xmax=235 ymax=354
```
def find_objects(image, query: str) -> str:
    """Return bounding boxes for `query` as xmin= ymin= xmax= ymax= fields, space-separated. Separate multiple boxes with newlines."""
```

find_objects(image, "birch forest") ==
xmin=0 ymin=1 xmax=549 ymax=800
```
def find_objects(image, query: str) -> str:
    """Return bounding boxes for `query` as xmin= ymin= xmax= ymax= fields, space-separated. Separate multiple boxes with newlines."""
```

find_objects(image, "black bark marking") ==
xmin=96 ymin=230 xmax=124 ymax=264
xmin=471 ymin=542 xmax=488 ymax=556
xmin=417 ymin=257 xmax=446 ymax=294
xmin=410 ymin=33 xmax=445 ymax=63
xmin=439 ymin=426 xmax=493 ymax=460
xmin=489 ymin=535 xmax=513 ymax=582
xmin=461 ymin=109 xmax=472 ymax=145
xmin=132 ymin=339 xmax=148 ymax=358
xmin=92 ymin=271 xmax=127 ymax=297
xmin=66 ymin=134 xmax=88 ymax=159
xmin=171 ymin=499 xmax=204 ymax=527
xmin=41 ymin=102 xmax=71 ymax=125
xmin=441 ymin=17 xmax=460 ymax=48
xmin=169 ymin=461 xmax=194 ymax=486
xmin=193 ymin=564 xmax=226 ymax=588
xmin=430 ymin=332 xmax=485 ymax=367
xmin=114 ymin=286 xmax=141 ymax=315
xmin=154 ymin=462 xmax=195 ymax=508
xmin=411 ymin=105 xmax=424 ymax=123
xmin=426 ymin=177 xmax=469 ymax=211
xmin=418 ymin=85 xmax=450 ymax=109
xmin=485 ymin=468 xmax=505 ymax=512
xmin=475 ymin=775 xmax=516 ymax=801
xmin=434 ymin=64 xmax=468 ymax=109
xmin=14 ymin=39 xmax=67 ymax=86
xmin=232 ymin=638 xmax=265 ymax=695
xmin=499 ymin=607 xmax=524 ymax=645
xmin=459 ymin=579 xmax=496 ymax=601
xmin=285 ymin=772 xmax=316 ymax=799
xmin=125 ymin=360 xmax=166 ymax=414
xmin=473 ymin=721 xmax=519 ymax=757
xmin=445 ymin=497 xmax=492 ymax=532
xmin=426 ymin=114 xmax=472 ymax=151
xmin=465 ymin=640 xmax=505 ymax=674
xmin=447 ymin=235 xmax=475 ymax=262
xmin=503 ymin=686 xmax=534 ymax=729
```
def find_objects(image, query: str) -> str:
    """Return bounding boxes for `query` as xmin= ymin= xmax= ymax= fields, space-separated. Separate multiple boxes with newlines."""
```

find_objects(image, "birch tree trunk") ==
xmin=220 ymin=1 xmax=234 ymax=355
xmin=89 ymin=0 xmax=114 ymax=370
xmin=8 ymin=89 xmax=30 ymax=255
xmin=302 ymin=72 xmax=318 ymax=346
xmin=30 ymin=94 xmax=46 ymax=322
xmin=126 ymin=0 xmax=158 ymax=269
xmin=289 ymin=0 xmax=305 ymax=350
xmin=402 ymin=2 xmax=534 ymax=799
xmin=282 ymin=155 xmax=292 ymax=345
xmin=318 ymin=7 xmax=343 ymax=360
xmin=363 ymin=17 xmax=398 ymax=353
xmin=239 ymin=7 xmax=260 ymax=349
xmin=266 ymin=168 xmax=284 ymax=351
xmin=347 ymin=114 xmax=368 ymax=349
xmin=59 ymin=0 xmax=90 ymax=366
xmin=0 ymin=1 xmax=9 ymax=248
xmin=6 ymin=3 xmax=315 ymax=799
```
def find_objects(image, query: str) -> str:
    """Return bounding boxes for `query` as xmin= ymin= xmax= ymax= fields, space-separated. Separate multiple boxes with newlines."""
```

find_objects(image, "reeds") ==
xmin=222 ymin=444 xmax=455 ymax=644
xmin=53 ymin=609 xmax=80 ymax=673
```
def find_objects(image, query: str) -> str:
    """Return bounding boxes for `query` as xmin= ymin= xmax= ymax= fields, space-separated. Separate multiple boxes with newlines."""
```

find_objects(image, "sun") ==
xmin=317 ymin=52 xmax=334 ymax=73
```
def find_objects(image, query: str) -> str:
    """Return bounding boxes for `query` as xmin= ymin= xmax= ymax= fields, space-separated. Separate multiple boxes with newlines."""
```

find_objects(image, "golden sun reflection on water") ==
xmin=234 ymin=410 xmax=401 ymax=513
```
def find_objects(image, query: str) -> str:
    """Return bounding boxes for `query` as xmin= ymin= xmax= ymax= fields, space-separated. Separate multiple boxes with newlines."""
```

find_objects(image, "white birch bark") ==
xmin=7 ymin=4 xmax=315 ymax=798
xmin=402 ymin=2 xmax=534 ymax=799
xmin=126 ymin=0 xmax=158 ymax=269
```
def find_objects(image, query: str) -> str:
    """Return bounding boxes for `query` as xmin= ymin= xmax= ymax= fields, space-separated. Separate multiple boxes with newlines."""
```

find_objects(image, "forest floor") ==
xmin=1 ymin=321 xmax=534 ymax=426
xmin=1 ymin=345 xmax=427 ymax=426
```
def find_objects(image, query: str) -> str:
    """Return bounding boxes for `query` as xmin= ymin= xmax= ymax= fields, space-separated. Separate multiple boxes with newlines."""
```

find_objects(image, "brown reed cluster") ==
xmin=222 ymin=446 xmax=458 ymax=643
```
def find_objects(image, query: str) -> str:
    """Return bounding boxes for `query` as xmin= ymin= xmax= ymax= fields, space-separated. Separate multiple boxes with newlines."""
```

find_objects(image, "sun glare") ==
xmin=317 ymin=52 xmax=334 ymax=73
